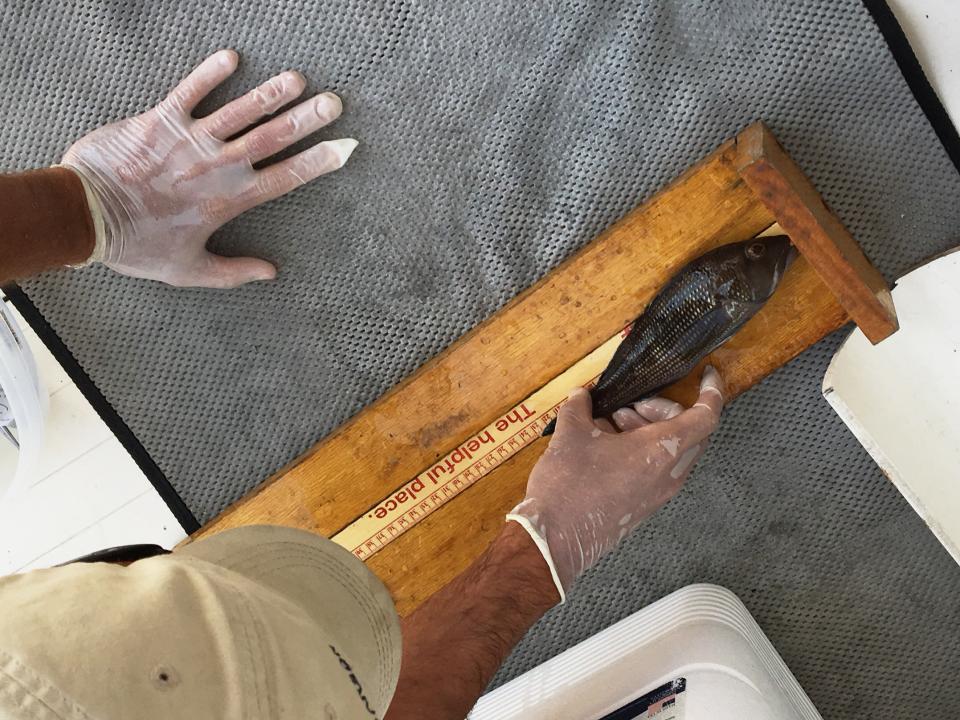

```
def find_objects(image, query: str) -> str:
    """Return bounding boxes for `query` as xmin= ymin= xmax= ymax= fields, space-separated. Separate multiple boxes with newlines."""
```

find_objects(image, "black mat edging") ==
xmin=2 ymin=283 xmax=200 ymax=535
xmin=864 ymin=0 xmax=960 ymax=175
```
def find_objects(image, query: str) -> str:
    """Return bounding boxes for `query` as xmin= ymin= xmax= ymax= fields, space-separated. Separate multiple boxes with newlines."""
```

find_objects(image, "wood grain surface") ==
xmin=189 ymin=123 xmax=890 ymax=616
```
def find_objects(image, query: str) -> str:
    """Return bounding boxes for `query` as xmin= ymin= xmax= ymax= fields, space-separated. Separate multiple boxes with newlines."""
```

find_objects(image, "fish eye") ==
xmin=746 ymin=242 xmax=766 ymax=260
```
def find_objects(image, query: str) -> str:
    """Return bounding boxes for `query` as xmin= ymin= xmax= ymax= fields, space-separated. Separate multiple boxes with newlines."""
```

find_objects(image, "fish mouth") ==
xmin=767 ymin=242 xmax=798 ymax=292
xmin=785 ymin=243 xmax=799 ymax=268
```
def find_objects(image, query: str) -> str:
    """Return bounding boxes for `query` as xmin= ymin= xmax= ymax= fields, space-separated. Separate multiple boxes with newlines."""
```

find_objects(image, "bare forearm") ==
xmin=385 ymin=522 xmax=560 ymax=720
xmin=0 ymin=167 xmax=94 ymax=284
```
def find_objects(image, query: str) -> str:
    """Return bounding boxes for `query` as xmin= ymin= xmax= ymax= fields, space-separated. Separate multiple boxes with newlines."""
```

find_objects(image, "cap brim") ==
xmin=177 ymin=525 xmax=401 ymax=715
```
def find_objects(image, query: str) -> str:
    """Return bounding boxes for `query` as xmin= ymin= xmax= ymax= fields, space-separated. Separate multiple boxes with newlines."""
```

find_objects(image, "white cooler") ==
xmin=0 ymin=299 xmax=47 ymax=497
xmin=470 ymin=584 xmax=821 ymax=720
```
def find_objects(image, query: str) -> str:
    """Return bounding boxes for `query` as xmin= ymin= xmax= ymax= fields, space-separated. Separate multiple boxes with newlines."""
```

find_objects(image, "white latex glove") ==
xmin=61 ymin=49 xmax=357 ymax=288
xmin=508 ymin=366 xmax=725 ymax=600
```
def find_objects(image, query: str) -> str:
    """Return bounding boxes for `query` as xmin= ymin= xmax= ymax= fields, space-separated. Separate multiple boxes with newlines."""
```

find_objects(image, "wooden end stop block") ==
xmin=735 ymin=122 xmax=898 ymax=344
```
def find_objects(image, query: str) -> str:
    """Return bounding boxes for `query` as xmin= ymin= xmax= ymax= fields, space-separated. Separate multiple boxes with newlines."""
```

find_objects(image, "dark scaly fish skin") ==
xmin=543 ymin=235 xmax=796 ymax=435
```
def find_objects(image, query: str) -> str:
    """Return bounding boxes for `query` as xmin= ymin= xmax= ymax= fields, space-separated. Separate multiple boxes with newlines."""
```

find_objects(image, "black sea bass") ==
xmin=543 ymin=235 xmax=796 ymax=435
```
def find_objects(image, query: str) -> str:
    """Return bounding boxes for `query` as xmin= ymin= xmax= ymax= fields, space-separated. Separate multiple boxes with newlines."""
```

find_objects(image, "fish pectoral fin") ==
xmin=720 ymin=298 xmax=743 ymax=315
xmin=700 ymin=300 xmax=762 ymax=355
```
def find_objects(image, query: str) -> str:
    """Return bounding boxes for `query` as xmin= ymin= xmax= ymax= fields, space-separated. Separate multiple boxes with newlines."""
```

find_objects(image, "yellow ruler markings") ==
xmin=333 ymin=327 xmax=629 ymax=560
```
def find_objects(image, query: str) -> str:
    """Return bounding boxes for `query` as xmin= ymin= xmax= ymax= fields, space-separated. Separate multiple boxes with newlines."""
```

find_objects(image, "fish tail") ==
xmin=541 ymin=418 xmax=557 ymax=436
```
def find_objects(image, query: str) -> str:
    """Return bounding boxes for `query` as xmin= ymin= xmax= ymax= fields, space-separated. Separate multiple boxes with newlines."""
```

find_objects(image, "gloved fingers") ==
xmin=234 ymin=138 xmax=357 ymax=213
xmin=230 ymin=92 xmax=343 ymax=163
xmin=161 ymin=49 xmax=239 ymax=116
xmin=594 ymin=417 xmax=617 ymax=434
xmin=555 ymin=387 xmax=594 ymax=434
xmin=633 ymin=397 xmax=684 ymax=423
xmin=194 ymin=253 xmax=278 ymax=289
xmin=660 ymin=366 xmax=726 ymax=448
xmin=669 ymin=442 xmax=706 ymax=481
xmin=697 ymin=365 xmax=725 ymax=406
xmin=201 ymin=70 xmax=307 ymax=141
xmin=611 ymin=407 xmax=649 ymax=431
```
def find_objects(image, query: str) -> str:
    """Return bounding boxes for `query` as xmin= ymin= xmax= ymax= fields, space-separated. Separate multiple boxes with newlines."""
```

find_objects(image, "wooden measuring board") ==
xmin=189 ymin=122 xmax=897 ymax=616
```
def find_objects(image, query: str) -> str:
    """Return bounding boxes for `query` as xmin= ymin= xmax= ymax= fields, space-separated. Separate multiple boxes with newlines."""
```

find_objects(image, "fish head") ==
xmin=737 ymin=235 xmax=796 ymax=300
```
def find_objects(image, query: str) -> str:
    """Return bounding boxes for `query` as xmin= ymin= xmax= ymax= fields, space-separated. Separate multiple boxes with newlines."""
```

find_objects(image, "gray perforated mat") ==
xmin=3 ymin=1 xmax=960 ymax=716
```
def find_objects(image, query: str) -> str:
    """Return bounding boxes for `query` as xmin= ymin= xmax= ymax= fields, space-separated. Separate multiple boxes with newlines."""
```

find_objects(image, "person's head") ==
xmin=0 ymin=526 xmax=401 ymax=719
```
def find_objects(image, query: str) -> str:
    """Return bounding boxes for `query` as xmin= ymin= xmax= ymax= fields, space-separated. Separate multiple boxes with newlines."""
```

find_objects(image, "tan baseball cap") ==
xmin=0 ymin=525 xmax=402 ymax=719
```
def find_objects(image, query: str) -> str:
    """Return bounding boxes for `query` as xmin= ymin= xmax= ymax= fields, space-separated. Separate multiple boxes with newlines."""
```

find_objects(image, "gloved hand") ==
xmin=507 ymin=366 xmax=725 ymax=600
xmin=61 ymin=49 xmax=356 ymax=288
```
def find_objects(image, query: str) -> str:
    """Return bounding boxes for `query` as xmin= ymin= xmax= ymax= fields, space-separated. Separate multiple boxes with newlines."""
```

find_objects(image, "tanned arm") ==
xmin=385 ymin=521 xmax=560 ymax=720
xmin=0 ymin=168 xmax=95 ymax=284
xmin=386 ymin=371 xmax=727 ymax=719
